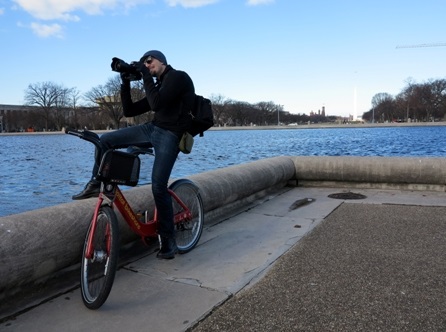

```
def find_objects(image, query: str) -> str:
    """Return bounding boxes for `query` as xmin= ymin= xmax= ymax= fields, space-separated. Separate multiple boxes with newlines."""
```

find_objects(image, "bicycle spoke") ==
xmin=80 ymin=207 xmax=119 ymax=309
xmin=169 ymin=180 xmax=204 ymax=253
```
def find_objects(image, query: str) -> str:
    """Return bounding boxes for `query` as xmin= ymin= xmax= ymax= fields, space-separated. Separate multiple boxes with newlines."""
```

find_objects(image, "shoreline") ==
xmin=1 ymin=121 xmax=445 ymax=136
xmin=211 ymin=121 xmax=446 ymax=131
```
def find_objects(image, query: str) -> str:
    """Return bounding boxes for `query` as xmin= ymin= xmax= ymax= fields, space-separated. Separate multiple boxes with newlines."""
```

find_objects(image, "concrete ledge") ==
xmin=188 ymin=155 xmax=295 ymax=212
xmin=1 ymin=155 xmax=445 ymax=314
xmin=292 ymin=156 xmax=446 ymax=191
xmin=0 ymin=156 xmax=295 ymax=304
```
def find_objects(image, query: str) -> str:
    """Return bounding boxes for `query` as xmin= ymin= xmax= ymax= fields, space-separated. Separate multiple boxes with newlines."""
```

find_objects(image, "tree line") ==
xmin=362 ymin=78 xmax=446 ymax=123
xmin=4 ymin=75 xmax=335 ymax=132
xmin=4 ymin=75 xmax=445 ymax=132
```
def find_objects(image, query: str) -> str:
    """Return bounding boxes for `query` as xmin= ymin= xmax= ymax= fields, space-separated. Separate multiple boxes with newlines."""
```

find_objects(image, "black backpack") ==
xmin=187 ymin=95 xmax=214 ymax=137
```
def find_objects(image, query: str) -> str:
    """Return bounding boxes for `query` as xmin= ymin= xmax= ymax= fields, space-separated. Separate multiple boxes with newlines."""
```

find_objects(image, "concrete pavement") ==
xmin=2 ymin=186 xmax=446 ymax=331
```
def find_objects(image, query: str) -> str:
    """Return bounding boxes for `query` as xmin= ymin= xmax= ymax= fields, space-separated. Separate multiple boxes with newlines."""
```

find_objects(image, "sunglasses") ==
xmin=144 ymin=56 xmax=154 ymax=65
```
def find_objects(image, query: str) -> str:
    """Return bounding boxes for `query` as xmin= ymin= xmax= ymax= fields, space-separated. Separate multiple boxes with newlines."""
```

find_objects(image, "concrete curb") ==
xmin=292 ymin=156 xmax=446 ymax=191
xmin=0 ymin=155 xmax=444 ymax=309
xmin=0 ymin=156 xmax=295 ymax=303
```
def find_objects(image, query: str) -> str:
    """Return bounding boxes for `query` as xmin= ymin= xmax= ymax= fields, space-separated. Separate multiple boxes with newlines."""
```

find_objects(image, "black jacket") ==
xmin=121 ymin=65 xmax=195 ymax=134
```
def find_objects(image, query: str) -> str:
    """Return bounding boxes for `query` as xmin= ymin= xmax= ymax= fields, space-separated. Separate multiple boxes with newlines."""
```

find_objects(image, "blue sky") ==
xmin=1 ymin=0 xmax=445 ymax=118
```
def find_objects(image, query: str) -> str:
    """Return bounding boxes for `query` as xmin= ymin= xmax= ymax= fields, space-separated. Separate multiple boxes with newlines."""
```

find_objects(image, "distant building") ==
xmin=310 ymin=106 xmax=327 ymax=118
xmin=0 ymin=104 xmax=41 ymax=132
xmin=0 ymin=104 xmax=91 ymax=132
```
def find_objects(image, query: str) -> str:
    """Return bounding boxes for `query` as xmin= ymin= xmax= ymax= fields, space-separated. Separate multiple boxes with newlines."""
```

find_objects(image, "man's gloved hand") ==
xmin=120 ymin=72 xmax=131 ymax=85
xmin=134 ymin=61 xmax=152 ymax=81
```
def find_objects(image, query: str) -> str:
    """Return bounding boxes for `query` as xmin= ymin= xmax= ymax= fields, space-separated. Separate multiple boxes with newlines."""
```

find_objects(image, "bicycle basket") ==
xmin=97 ymin=150 xmax=140 ymax=186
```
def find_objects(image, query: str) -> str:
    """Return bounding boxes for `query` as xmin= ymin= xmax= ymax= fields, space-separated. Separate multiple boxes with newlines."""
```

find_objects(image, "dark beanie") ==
xmin=141 ymin=50 xmax=167 ymax=64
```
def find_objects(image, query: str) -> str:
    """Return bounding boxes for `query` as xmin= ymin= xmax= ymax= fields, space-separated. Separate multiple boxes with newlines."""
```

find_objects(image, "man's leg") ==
xmin=150 ymin=126 xmax=180 ymax=259
xmin=72 ymin=124 xmax=153 ymax=200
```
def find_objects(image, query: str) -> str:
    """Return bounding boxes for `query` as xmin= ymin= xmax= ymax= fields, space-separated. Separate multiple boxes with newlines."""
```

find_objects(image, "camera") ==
xmin=111 ymin=57 xmax=142 ymax=81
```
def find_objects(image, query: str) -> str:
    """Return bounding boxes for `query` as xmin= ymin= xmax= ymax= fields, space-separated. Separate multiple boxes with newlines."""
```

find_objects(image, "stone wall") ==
xmin=1 ymin=155 xmax=445 ymax=307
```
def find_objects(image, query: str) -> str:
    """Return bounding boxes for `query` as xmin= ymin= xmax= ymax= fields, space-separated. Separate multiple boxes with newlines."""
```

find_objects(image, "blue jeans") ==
xmin=92 ymin=123 xmax=180 ymax=239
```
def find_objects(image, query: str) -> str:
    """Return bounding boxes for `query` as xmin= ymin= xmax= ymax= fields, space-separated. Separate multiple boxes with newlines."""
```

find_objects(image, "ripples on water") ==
xmin=1 ymin=126 xmax=446 ymax=217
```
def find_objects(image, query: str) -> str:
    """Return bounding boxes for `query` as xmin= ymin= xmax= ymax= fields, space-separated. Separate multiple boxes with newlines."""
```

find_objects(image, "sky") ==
xmin=0 ymin=0 xmax=445 ymax=118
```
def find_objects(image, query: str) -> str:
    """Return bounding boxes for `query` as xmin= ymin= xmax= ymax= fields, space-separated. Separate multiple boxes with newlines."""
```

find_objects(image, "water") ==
xmin=1 ymin=126 xmax=446 ymax=217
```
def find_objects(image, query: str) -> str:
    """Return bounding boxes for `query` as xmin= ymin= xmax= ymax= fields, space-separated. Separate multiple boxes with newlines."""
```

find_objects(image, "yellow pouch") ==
xmin=179 ymin=132 xmax=194 ymax=154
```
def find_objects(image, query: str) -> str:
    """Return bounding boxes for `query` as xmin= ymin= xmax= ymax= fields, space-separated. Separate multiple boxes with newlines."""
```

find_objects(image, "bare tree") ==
xmin=210 ymin=94 xmax=230 ymax=127
xmin=53 ymin=87 xmax=74 ymax=130
xmin=84 ymin=76 xmax=123 ymax=129
xmin=371 ymin=93 xmax=393 ymax=122
xmin=255 ymin=101 xmax=280 ymax=125
xmin=363 ymin=77 xmax=446 ymax=123
xmin=126 ymin=80 xmax=153 ymax=125
xmin=24 ymin=81 xmax=66 ymax=130
xmin=68 ymin=88 xmax=82 ymax=128
xmin=428 ymin=79 xmax=446 ymax=120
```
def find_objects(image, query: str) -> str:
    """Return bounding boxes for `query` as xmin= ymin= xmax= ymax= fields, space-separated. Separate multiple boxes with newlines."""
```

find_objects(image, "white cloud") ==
xmin=165 ymin=0 xmax=219 ymax=8
xmin=17 ymin=21 xmax=64 ymax=38
xmin=0 ymin=8 xmax=4 ymax=15
xmin=30 ymin=22 xmax=64 ymax=38
xmin=12 ymin=0 xmax=218 ymax=21
xmin=12 ymin=0 xmax=151 ymax=21
xmin=246 ymin=0 xmax=274 ymax=5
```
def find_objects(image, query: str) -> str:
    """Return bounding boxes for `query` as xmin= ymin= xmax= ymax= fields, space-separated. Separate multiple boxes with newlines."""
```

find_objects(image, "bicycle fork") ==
xmin=84 ymin=195 xmax=111 ymax=261
xmin=169 ymin=189 xmax=193 ymax=223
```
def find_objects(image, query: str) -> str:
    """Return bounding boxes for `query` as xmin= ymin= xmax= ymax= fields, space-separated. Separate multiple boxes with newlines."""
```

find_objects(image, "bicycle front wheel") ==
xmin=80 ymin=206 xmax=120 ymax=309
xmin=169 ymin=179 xmax=204 ymax=253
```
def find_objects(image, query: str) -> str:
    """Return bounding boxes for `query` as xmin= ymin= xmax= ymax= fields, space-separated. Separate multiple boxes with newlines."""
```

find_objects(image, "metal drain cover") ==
xmin=328 ymin=192 xmax=366 ymax=200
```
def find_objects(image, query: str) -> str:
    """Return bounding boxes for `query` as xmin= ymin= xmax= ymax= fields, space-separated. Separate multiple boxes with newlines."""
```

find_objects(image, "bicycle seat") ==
xmin=126 ymin=145 xmax=154 ymax=156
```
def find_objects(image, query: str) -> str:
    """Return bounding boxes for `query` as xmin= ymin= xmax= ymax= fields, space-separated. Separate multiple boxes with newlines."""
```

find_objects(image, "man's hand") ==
xmin=134 ymin=61 xmax=152 ymax=80
xmin=120 ymin=72 xmax=131 ymax=84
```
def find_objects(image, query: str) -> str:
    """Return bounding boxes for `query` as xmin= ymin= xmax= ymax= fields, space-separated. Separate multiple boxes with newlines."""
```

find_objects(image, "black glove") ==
xmin=134 ymin=61 xmax=152 ymax=81
xmin=120 ymin=72 xmax=131 ymax=86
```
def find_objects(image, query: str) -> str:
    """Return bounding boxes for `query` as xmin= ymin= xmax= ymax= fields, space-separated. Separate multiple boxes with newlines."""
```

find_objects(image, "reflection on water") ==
xmin=1 ymin=126 xmax=446 ymax=217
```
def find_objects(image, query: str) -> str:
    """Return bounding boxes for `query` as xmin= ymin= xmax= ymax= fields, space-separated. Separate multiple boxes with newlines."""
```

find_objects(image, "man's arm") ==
xmin=121 ymin=79 xmax=150 ymax=117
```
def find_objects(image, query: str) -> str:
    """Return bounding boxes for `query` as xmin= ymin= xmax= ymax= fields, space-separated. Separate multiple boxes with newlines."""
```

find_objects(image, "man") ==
xmin=72 ymin=50 xmax=195 ymax=259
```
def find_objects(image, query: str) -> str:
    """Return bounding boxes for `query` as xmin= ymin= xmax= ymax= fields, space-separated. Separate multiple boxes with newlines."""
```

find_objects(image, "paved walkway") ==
xmin=2 ymin=187 xmax=446 ymax=331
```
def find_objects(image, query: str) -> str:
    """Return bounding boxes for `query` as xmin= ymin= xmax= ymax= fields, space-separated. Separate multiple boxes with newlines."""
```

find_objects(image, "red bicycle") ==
xmin=66 ymin=129 xmax=204 ymax=309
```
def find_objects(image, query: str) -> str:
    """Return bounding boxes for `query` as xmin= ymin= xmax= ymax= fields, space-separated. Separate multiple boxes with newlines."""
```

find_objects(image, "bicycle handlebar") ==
xmin=65 ymin=128 xmax=102 ymax=150
xmin=65 ymin=128 xmax=154 ymax=156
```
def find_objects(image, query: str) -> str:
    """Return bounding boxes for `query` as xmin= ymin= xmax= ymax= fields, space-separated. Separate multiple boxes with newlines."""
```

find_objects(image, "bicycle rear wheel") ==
xmin=169 ymin=179 xmax=204 ymax=253
xmin=80 ymin=206 xmax=120 ymax=309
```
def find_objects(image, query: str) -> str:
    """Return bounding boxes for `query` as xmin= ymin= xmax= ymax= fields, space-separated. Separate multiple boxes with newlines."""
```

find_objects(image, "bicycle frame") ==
xmin=68 ymin=128 xmax=204 ymax=309
xmin=84 ymin=183 xmax=193 ymax=259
